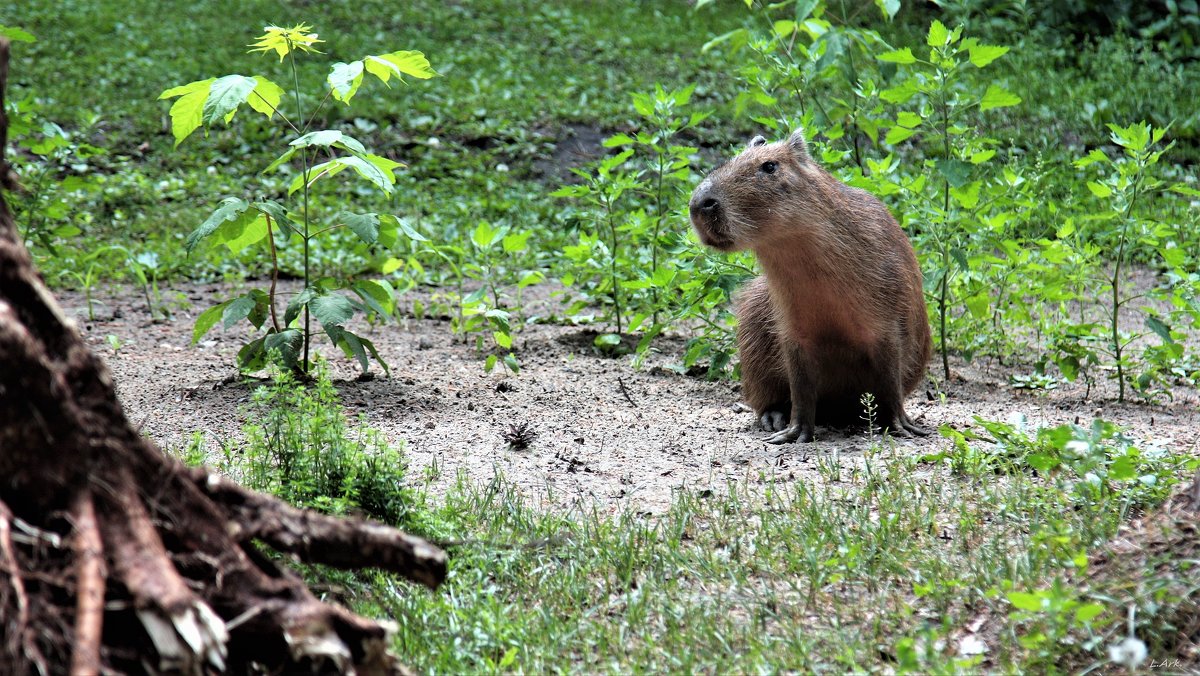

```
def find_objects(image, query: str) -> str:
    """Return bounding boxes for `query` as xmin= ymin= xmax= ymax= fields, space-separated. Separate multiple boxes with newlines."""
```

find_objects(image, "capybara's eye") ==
xmin=760 ymin=161 xmax=777 ymax=174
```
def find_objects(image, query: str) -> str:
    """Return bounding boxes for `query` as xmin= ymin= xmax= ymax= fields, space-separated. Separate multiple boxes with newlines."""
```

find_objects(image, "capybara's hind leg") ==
xmin=735 ymin=277 xmax=789 ymax=431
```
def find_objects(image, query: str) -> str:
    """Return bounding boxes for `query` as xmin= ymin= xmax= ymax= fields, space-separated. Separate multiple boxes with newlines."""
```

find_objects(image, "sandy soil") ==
xmin=62 ymin=279 xmax=1200 ymax=516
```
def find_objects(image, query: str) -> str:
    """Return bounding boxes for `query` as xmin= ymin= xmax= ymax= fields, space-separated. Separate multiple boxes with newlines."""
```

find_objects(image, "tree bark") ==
xmin=0 ymin=37 xmax=446 ymax=674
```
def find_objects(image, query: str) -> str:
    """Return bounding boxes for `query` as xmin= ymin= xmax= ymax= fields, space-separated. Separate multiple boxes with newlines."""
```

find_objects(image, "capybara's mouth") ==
xmin=693 ymin=224 xmax=735 ymax=250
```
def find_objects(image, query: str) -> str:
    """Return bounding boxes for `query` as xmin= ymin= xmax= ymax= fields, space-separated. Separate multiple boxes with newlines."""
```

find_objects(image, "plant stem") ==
xmin=1111 ymin=169 xmax=1143 ymax=403
xmin=265 ymin=214 xmax=281 ymax=332
xmin=289 ymin=47 xmax=312 ymax=375
xmin=604 ymin=192 xmax=622 ymax=335
xmin=652 ymin=148 xmax=665 ymax=326
xmin=938 ymin=62 xmax=953 ymax=380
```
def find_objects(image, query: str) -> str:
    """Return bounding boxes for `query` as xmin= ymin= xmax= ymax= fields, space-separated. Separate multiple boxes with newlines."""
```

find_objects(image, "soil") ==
xmin=62 ymin=279 xmax=1200 ymax=516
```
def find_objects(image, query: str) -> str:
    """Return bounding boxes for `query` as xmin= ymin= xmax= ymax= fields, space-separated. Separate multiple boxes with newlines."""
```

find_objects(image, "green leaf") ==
xmin=328 ymin=60 xmax=366 ymax=103
xmin=880 ymin=79 xmax=918 ymax=104
xmin=518 ymin=271 xmax=545 ymax=288
xmin=935 ymin=159 xmax=972 ymax=188
xmin=503 ymin=353 xmax=520 ymax=374
xmin=874 ymin=0 xmax=900 ymax=19
xmin=1074 ymin=149 xmax=1109 ymax=168
xmin=310 ymin=293 xmax=355 ymax=329
xmin=927 ymin=20 xmax=950 ymax=47
xmin=1007 ymin=592 xmax=1044 ymax=612
xmin=896 ymin=111 xmax=923 ymax=128
xmin=222 ymin=293 xmax=259 ymax=329
xmin=290 ymin=155 xmax=396 ymax=195
xmin=365 ymin=50 xmax=437 ymax=82
xmin=1109 ymin=455 xmax=1137 ymax=481
xmin=237 ymin=337 xmax=268 ymax=372
xmin=965 ymin=293 xmax=990 ymax=319
xmin=701 ymin=28 xmax=749 ymax=54
xmin=202 ymin=74 xmax=258 ymax=126
xmin=341 ymin=212 xmax=380 ymax=244
xmin=353 ymin=279 xmax=395 ymax=318
xmin=877 ymin=48 xmax=916 ymax=64
xmin=885 ymin=125 xmax=916 ymax=145
xmin=969 ymin=44 xmax=1009 ymax=68
xmin=290 ymin=129 xmax=368 ymax=154
xmin=187 ymin=197 xmax=250 ymax=252
xmin=193 ymin=301 xmax=232 ymax=344
xmin=1086 ymin=181 xmax=1113 ymax=198
xmin=222 ymin=214 xmax=268 ymax=253
xmin=949 ymin=248 xmax=969 ymax=272
xmin=0 ymin=25 xmax=36 ymax=42
xmin=1145 ymin=316 xmax=1176 ymax=344
xmin=328 ymin=327 xmax=388 ymax=373
xmin=381 ymin=214 xmax=428 ymax=242
xmin=502 ymin=230 xmax=533 ymax=253
xmin=969 ymin=149 xmax=996 ymax=164
xmin=773 ymin=20 xmax=797 ymax=38
xmin=594 ymin=334 xmax=622 ymax=350
xmin=284 ymin=287 xmax=318 ymax=327
xmin=1026 ymin=453 xmax=1059 ymax=472
xmin=247 ymin=77 xmax=284 ymax=118
xmin=493 ymin=331 xmax=513 ymax=349
xmin=950 ymin=180 xmax=982 ymax=209
xmin=603 ymin=133 xmax=635 ymax=148
xmin=1074 ymin=603 xmax=1105 ymax=624
xmin=264 ymin=329 xmax=302 ymax=370
xmin=159 ymin=78 xmax=216 ymax=147
xmin=980 ymin=85 xmax=1021 ymax=111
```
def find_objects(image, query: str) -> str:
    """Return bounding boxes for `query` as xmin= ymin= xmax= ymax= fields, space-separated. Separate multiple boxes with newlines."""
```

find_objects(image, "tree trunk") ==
xmin=0 ymin=38 xmax=446 ymax=675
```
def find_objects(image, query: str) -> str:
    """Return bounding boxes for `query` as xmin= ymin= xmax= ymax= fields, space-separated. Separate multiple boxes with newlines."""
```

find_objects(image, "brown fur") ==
xmin=689 ymin=130 xmax=931 ymax=442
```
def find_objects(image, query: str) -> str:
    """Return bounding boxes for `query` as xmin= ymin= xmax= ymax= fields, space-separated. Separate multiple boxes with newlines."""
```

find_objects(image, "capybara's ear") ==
xmin=787 ymin=128 xmax=810 ymax=160
xmin=748 ymin=135 xmax=767 ymax=149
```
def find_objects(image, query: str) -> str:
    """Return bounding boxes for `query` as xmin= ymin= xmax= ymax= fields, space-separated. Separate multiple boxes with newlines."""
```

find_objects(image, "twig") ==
xmin=617 ymin=377 xmax=638 ymax=408
xmin=0 ymin=501 xmax=45 ymax=676
xmin=70 ymin=489 xmax=105 ymax=676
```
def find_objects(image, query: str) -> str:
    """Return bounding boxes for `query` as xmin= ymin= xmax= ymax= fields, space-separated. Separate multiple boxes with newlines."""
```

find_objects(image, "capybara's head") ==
xmin=689 ymin=129 xmax=818 ymax=252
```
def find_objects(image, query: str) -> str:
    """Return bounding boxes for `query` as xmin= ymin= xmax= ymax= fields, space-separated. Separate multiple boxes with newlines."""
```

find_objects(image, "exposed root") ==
xmin=0 ymin=502 xmax=42 ymax=676
xmin=69 ymin=490 xmax=104 ymax=676
xmin=192 ymin=468 xmax=448 ymax=587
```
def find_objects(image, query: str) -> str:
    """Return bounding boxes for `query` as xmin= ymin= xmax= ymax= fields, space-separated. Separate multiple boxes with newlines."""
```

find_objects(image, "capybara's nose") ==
xmin=690 ymin=181 xmax=720 ymax=218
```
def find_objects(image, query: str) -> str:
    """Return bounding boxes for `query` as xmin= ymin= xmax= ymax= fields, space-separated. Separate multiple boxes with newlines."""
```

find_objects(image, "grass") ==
xmin=180 ymin=365 xmax=1197 ymax=672
xmin=6 ymin=0 xmax=745 ymax=283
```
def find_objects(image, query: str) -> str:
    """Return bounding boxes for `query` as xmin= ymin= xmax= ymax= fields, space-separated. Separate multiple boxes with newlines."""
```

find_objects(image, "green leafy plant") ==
xmin=427 ymin=220 xmax=541 ymax=374
xmin=877 ymin=19 xmax=1020 ymax=379
xmin=219 ymin=358 xmax=416 ymax=526
xmin=553 ymin=150 xmax=644 ymax=338
xmin=8 ymin=67 xmax=105 ymax=258
xmin=1072 ymin=122 xmax=1189 ymax=402
xmin=162 ymin=23 xmax=436 ymax=375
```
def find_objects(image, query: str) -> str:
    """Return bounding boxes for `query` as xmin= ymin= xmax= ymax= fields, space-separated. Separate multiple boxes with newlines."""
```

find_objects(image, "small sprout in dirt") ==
xmin=1011 ymin=373 xmax=1058 ymax=390
xmin=105 ymin=334 xmax=122 ymax=354
xmin=593 ymin=332 xmax=629 ymax=356
xmin=502 ymin=421 xmax=537 ymax=452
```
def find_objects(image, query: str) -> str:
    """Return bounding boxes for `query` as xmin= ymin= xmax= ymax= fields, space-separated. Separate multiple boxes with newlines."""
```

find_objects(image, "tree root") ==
xmin=69 ymin=489 xmax=104 ymax=676
xmin=0 ymin=38 xmax=447 ymax=674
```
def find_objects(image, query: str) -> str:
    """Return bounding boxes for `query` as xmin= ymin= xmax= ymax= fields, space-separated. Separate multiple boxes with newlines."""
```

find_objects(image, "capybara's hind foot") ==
xmin=759 ymin=410 xmax=787 ymax=432
xmin=886 ymin=412 xmax=930 ymax=438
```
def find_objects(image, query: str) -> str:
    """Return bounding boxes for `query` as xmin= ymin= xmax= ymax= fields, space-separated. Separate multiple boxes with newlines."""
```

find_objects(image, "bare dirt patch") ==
xmin=63 ymin=281 xmax=1200 ymax=516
